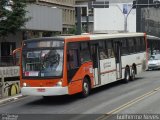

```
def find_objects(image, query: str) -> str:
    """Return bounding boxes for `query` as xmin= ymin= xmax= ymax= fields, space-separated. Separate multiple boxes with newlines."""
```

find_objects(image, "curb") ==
xmin=0 ymin=94 xmax=24 ymax=105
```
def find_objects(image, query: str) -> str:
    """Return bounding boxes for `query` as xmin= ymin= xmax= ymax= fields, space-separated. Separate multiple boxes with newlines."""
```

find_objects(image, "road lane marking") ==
xmin=96 ymin=86 xmax=160 ymax=120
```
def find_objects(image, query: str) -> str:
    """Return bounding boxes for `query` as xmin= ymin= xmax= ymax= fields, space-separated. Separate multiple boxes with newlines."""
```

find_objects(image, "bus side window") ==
xmin=136 ymin=37 xmax=141 ymax=52
xmin=128 ymin=38 xmax=134 ymax=53
xmin=90 ymin=45 xmax=99 ymax=68
xmin=106 ymin=41 xmax=114 ymax=58
xmin=80 ymin=42 xmax=91 ymax=63
xmin=140 ymin=37 xmax=145 ymax=51
xmin=121 ymin=39 xmax=128 ymax=55
xmin=67 ymin=49 xmax=79 ymax=70
xmin=99 ymin=41 xmax=108 ymax=60
xmin=133 ymin=38 xmax=137 ymax=53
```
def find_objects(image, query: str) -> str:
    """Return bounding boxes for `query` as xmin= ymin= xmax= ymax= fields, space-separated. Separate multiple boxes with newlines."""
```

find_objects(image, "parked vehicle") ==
xmin=148 ymin=54 xmax=160 ymax=70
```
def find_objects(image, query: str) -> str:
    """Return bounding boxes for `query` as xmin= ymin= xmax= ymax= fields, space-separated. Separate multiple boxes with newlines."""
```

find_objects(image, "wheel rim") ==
xmin=126 ymin=72 xmax=130 ymax=80
xmin=83 ymin=82 xmax=89 ymax=95
xmin=132 ymin=70 xmax=135 ymax=80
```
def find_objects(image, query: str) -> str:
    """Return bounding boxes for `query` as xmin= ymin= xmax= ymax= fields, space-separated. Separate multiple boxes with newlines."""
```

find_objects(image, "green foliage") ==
xmin=0 ymin=0 xmax=29 ymax=37
xmin=68 ymin=26 xmax=76 ymax=35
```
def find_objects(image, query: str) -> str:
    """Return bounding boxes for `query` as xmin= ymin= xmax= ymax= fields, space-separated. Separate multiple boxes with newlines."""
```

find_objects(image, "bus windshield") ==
xmin=22 ymin=49 xmax=63 ymax=78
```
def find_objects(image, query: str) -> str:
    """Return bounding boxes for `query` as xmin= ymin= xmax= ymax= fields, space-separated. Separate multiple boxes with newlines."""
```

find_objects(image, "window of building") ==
xmin=1 ymin=42 xmax=16 ymax=65
xmin=1 ymin=42 xmax=16 ymax=56
xmin=81 ymin=7 xmax=87 ymax=16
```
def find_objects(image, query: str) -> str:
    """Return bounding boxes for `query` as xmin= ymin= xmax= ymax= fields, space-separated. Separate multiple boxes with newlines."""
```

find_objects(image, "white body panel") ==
xmin=93 ymin=68 xmax=99 ymax=85
xmin=89 ymin=33 xmax=146 ymax=87
xmin=121 ymin=52 xmax=146 ymax=78
xmin=95 ymin=52 xmax=146 ymax=87
xmin=100 ymin=58 xmax=117 ymax=85
xmin=21 ymin=87 xmax=68 ymax=96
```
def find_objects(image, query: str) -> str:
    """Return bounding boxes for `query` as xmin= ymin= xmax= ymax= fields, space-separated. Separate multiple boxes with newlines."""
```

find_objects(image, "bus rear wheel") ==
xmin=124 ymin=68 xmax=130 ymax=83
xmin=81 ymin=78 xmax=90 ymax=98
xmin=131 ymin=68 xmax=136 ymax=80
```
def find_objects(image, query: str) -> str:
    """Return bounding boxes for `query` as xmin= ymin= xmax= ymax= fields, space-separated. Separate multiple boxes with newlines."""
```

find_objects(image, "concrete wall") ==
xmin=24 ymin=4 xmax=62 ymax=31
xmin=0 ymin=66 xmax=20 ymax=98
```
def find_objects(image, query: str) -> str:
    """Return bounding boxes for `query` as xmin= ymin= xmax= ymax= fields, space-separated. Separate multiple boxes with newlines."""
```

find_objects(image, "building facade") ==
xmin=36 ymin=0 xmax=76 ymax=34
xmin=75 ymin=0 xmax=94 ymax=33
xmin=141 ymin=7 xmax=160 ymax=37
xmin=94 ymin=2 xmax=136 ymax=33
xmin=0 ymin=1 xmax=67 ymax=66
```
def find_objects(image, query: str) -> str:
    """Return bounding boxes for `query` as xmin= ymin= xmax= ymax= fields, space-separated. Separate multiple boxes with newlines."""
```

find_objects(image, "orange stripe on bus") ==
xmin=65 ymin=36 xmax=90 ymax=43
xmin=101 ymin=69 xmax=116 ymax=74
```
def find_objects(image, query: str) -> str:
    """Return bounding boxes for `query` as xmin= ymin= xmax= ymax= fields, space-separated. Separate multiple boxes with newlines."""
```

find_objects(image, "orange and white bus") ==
xmin=15 ymin=33 xmax=147 ymax=97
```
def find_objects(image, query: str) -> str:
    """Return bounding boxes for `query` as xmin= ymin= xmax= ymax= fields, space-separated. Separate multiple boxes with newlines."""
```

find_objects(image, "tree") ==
xmin=0 ymin=0 xmax=29 ymax=37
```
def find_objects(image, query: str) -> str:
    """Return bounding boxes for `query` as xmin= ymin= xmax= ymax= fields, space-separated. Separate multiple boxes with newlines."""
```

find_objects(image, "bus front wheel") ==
xmin=81 ymin=78 xmax=90 ymax=98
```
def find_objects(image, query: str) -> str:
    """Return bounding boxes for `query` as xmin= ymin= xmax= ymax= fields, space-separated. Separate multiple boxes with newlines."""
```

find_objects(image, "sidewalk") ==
xmin=0 ymin=94 xmax=24 ymax=105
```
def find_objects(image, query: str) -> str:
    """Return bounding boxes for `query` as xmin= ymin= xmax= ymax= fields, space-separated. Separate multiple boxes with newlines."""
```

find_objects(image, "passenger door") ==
xmin=114 ymin=41 xmax=122 ymax=79
xmin=91 ymin=44 xmax=101 ymax=86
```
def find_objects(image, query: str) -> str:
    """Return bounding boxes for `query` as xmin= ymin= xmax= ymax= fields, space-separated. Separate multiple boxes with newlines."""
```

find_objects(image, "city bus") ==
xmin=14 ymin=33 xmax=147 ymax=97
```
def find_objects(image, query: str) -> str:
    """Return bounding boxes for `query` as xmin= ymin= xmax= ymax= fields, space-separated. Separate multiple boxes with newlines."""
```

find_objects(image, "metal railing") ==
xmin=0 ymin=66 xmax=20 ymax=99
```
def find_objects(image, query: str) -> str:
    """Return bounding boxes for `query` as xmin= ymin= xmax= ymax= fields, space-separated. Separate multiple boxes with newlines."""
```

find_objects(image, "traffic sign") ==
xmin=88 ymin=1 xmax=109 ymax=9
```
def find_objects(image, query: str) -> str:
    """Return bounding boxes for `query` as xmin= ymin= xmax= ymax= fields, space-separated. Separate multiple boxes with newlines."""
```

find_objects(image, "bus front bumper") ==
xmin=21 ymin=87 xmax=68 ymax=96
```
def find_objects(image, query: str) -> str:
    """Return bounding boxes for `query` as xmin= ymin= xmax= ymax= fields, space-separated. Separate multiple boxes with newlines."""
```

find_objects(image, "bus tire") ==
xmin=81 ymin=78 xmax=90 ymax=98
xmin=131 ymin=68 xmax=136 ymax=80
xmin=124 ymin=68 xmax=130 ymax=83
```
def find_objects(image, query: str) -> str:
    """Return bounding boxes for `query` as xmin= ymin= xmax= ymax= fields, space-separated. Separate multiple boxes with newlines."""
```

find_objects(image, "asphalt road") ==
xmin=0 ymin=70 xmax=160 ymax=120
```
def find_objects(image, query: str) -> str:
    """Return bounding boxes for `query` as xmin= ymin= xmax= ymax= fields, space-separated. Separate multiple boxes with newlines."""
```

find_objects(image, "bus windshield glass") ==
xmin=22 ymin=40 xmax=64 ymax=78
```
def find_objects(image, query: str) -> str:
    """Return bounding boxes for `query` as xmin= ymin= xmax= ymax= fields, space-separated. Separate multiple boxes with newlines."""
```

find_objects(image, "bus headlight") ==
xmin=55 ymin=81 xmax=62 ymax=87
xmin=23 ymin=82 xmax=29 ymax=87
xmin=23 ymin=83 xmax=27 ymax=87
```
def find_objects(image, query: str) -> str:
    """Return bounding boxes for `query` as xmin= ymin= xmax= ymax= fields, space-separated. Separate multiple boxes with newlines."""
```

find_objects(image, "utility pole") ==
xmin=75 ymin=5 xmax=89 ymax=35
xmin=86 ymin=6 xmax=89 ymax=33
xmin=124 ymin=5 xmax=134 ymax=32
xmin=114 ymin=4 xmax=134 ymax=32
xmin=76 ymin=7 xmax=82 ymax=35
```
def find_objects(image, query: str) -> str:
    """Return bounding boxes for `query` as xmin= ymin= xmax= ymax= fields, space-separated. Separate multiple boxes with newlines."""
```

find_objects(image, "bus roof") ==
xmin=89 ymin=32 xmax=144 ymax=40
xmin=147 ymin=35 xmax=160 ymax=40
xmin=24 ymin=32 xmax=145 ymax=42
